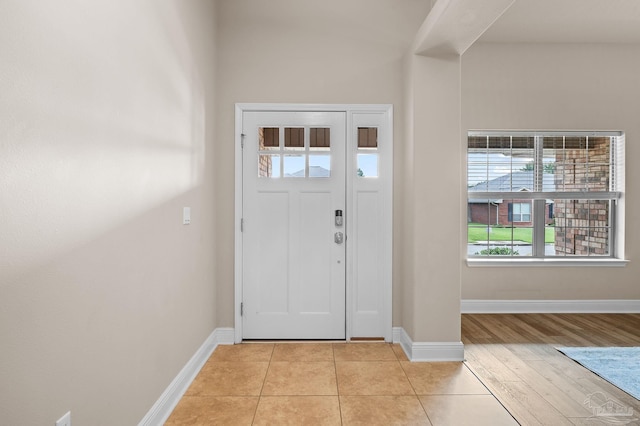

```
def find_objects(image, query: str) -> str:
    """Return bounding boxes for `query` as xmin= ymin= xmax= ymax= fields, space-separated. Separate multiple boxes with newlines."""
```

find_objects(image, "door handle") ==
xmin=334 ymin=232 xmax=344 ymax=244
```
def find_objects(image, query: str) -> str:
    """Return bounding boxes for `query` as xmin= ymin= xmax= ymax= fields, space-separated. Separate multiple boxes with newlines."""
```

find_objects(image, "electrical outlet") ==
xmin=56 ymin=411 xmax=71 ymax=426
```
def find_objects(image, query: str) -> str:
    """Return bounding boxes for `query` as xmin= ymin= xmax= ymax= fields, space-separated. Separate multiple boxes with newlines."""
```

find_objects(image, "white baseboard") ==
xmin=138 ymin=327 xmax=234 ymax=426
xmin=392 ymin=327 xmax=404 ymax=344
xmin=461 ymin=299 xmax=640 ymax=314
xmin=392 ymin=327 xmax=464 ymax=362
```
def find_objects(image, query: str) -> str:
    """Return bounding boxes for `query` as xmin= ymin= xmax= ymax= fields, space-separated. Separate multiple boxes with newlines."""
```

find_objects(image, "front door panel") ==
xmin=242 ymin=111 xmax=346 ymax=339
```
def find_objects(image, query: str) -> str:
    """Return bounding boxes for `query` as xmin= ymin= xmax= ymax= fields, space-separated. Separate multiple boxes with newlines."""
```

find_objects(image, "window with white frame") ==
xmin=467 ymin=131 xmax=624 ymax=258
xmin=510 ymin=202 xmax=531 ymax=222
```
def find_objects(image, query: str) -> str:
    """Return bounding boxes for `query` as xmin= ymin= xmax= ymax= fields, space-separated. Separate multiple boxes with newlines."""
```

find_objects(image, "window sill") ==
xmin=466 ymin=258 xmax=629 ymax=268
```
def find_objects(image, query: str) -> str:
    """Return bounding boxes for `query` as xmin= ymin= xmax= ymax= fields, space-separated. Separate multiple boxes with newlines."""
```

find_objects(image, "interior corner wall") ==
xmin=402 ymin=53 xmax=462 ymax=343
xmin=0 ymin=1 xmax=218 ymax=424
xmin=213 ymin=0 xmax=431 ymax=329
xmin=461 ymin=42 xmax=640 ymax=301
xmin=400 ymin=52 xmax=417 ymax=338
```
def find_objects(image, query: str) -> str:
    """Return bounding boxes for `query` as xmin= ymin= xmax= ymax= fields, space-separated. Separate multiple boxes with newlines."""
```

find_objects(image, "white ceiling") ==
xmin=478 ymin=0 xmax=640 ymax=44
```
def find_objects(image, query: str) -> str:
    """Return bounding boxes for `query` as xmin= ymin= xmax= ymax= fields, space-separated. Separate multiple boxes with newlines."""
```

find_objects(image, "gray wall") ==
xmin=0 ymin=1 xmax=218 ymax=424
xmin=3 ymin=2 xmax=639 ymax=424
xmin=462 ymin=43 xmax=640 ymax=300
xmin=213 ymin=0 xmax=431 ymax=328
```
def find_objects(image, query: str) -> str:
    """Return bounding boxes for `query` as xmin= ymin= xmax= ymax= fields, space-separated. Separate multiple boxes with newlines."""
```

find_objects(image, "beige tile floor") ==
xmin=165 ymin=343 xmax=518 ymax=425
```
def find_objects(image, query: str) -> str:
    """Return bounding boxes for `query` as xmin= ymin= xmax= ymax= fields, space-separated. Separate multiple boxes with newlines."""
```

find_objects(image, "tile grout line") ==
xmin=397 ymin=358 xmax=418 ymax=397
xmin=251 ymin=343 xmax=276 ymax=425
xmin=394 ymin=344 xmax=422 ymax=402
xmin=333 ymin=344 xmax=345 ymax=425
xmin=416 ymin=395 xmax=435 ymax=426
xmin=396 ymin=351 xmax=432 ymax=422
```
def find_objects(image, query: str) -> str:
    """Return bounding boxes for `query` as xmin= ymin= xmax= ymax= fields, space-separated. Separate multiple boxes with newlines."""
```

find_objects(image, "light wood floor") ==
xmin=462 ymin=313 xmax=640 ymax=425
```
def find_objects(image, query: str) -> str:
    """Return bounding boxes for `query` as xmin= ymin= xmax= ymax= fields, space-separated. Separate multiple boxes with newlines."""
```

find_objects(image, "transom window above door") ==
xmin=258 ymin=127 xmax=332 ymax=178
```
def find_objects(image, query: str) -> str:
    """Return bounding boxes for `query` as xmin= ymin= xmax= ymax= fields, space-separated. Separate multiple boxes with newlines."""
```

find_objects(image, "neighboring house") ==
xmin=468 ymin=171 xmax=555 ymax=226
xmin=286 ymin=165 xmax=331 ymax=178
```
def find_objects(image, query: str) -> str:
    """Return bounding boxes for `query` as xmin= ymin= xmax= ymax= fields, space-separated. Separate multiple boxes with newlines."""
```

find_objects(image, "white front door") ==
xmin=241 ymin=111 xmax=346 ymax=339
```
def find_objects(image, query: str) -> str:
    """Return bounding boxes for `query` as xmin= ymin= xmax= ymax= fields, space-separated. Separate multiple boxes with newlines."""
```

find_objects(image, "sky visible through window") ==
xmin=357 ymin=154 xmax=378 ymax=177
xmin=280 ymin=154 xmax=378 ymax=177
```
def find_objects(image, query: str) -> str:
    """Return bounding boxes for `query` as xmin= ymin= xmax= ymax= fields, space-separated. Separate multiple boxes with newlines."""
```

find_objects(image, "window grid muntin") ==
xmin=258 ymin=126 xmax=333 ymax=178
xmin=468 ymin=204 xmax=533 ymax=257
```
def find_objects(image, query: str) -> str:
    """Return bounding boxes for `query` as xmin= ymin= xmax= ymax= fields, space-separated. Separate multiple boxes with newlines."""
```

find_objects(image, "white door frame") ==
xmin=234 ymin=103 xmax=393 ymax=343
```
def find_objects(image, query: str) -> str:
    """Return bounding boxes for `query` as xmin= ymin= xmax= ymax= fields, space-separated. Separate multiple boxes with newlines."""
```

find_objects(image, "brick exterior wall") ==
xmin=258 ymin=127 xmax=274 ymax=177
xmin=469 ymin=201 xmax=553 ymax=227
xmin=553 ymin=137 xmax=610 ymax=255
xmin=259 ymin=154 xmax=272 ymax=177
xmin=469 ymin=203 xmax=499 ymax=225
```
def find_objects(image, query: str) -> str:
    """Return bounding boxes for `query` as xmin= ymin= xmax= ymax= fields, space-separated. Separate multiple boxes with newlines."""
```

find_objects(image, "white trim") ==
xmin=461 ymin=299 xmax=640 ymax=314
xmin=234 ymin=105 xmax=244 ymax=343
xmin=467 ymin=258 xmax=629 ymax=268
xmin=235 ymin=103 xmax=393 ymax=113
xmin=138 ymin=328 xmax=234 ymax=426
xmin=468 ymin=191 xmax=621 ymax=200
xmin=211 ymin=327 xmax=235 ymax=344
xmin=469 ymin=130 xmax=624 ymax=137
xmin=392 ymin=327 xmax=464 ymax=362
xmin=393 ymin=327 xmax=413 ymax=359
xmin=383 ymin=108 xmax=394 ymax=342
xmin=345 ymin=111 xmax=353 ymax=341
xmin=235 ymin=103 xmax=393 ymax=342
xmin=392 ymin=326 xmax=405 ymax=344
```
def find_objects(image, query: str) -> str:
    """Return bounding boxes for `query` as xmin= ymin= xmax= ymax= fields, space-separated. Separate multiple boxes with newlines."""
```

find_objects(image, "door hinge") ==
xmin=240 ymin=218 xmax=244 ymax=232
xmin=240 ymin=302 xmax=243 ymax=316
xmin=240 ymin=133 xmax=245 ymax=149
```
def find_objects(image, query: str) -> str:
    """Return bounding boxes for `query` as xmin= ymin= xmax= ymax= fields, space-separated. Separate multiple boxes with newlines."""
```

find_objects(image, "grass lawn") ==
xmin=468 ymin=224 xmax=555 ymax=244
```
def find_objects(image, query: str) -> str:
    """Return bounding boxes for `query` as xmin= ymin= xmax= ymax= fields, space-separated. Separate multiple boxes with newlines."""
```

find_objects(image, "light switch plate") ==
xmin=183 ymin=207 xmax=191 ymax=225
